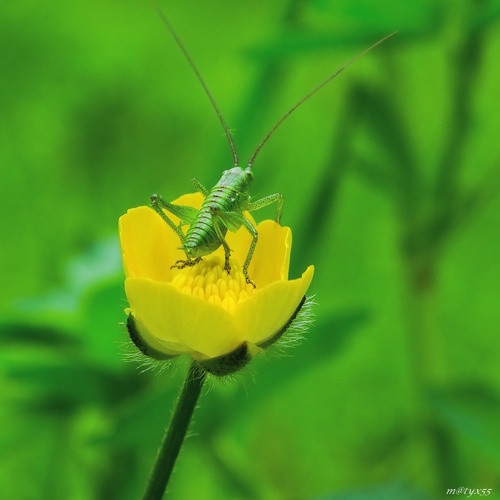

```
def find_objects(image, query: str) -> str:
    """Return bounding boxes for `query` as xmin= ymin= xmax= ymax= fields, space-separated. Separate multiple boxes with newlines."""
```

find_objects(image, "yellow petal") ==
xmin=225 ymin=220 xmax=290 ymax=287
xmin=249 ymin=221 xmax=291 ymax=285
xmin=126 ymin=310 xmax=189 ymax=357
xmin=172 ymin=192 xmax=204 ymax=212
xmin=119 ymin=193 xmax=208 ymax=282
xmin=125 ymin=277 xmax=243 ymax=359
xmin=119 ymin=207 xmax=183 ymax=282
xmin=235 ymin=265 xmax=314 ymax=345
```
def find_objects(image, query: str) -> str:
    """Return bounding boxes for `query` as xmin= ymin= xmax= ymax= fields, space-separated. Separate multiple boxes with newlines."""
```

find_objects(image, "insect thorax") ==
xmin=216 ymin=167 xmax=253 ymax=194
xmin=182 ymin=167 xmax=252 ymax=259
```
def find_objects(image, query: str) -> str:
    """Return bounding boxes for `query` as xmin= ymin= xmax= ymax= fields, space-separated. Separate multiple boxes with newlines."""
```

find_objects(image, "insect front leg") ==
xmin=191 ymin=178 xmax=210 ymax=196
xmin=217 ymin=210 xmax=257 ymax=287
xmin=171 ymin=256 xmax=202 ymax=271
xmin=211 ymin=215 xmax=232 ymax=275
xmin=246 ymin=193 xmax=284 ymax=224
xmin=240 ymin=217 xmax=258 ymax=288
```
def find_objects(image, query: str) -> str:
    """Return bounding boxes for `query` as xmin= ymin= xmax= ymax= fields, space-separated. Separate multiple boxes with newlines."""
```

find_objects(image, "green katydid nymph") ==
xmin=150 ymin=9 xmax=396 ymax=287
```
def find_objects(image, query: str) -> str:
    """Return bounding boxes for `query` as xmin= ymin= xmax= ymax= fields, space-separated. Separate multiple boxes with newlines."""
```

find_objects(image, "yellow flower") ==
xmin=119 ymin=193 xmax=314 ymax=375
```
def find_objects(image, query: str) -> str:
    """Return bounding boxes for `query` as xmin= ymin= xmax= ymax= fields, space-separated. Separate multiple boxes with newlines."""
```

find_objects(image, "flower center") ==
xmin=171 ymin=256 xmax=254 ymax=313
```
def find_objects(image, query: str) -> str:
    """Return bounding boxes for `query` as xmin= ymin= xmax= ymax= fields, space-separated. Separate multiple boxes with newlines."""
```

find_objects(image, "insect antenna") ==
xmin=154 ymin=4 xmax=239 ymax=167
xmin=247 ymin=31 xmax=398 ymax=169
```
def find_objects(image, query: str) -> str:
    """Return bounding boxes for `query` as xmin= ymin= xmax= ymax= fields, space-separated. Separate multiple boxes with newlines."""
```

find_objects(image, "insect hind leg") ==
xmin=241 ymin=217 xmax=258 ymax=288
xmin=214 ymin=210 xmax=258 ymax=287
xmin=150 ymin=194 xmax=186 ymax=243
xmin=151 ymin=194 xmax=205 ymax=270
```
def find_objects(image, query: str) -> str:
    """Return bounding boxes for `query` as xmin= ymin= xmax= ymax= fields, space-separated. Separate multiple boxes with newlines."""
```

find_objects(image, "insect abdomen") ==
xmin=184 ymin=208 xmax=221 ymax=256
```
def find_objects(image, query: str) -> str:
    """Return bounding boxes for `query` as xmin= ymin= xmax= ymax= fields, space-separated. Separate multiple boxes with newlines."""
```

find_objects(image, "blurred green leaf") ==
xmin=66 ymin=237 xmax=122 ymax=293
xmin=352 ymin=84 xmax=419 ymax=198
xmin=246 ymin=32 xmax=399 ymax=60
xmin=108 ymin=384 xmax=179 ymax=448
xmin=0 ymin=322 xmax=81 ymax=349
xmin=429 ymin=386 xmax=500 ymax=465
xmin=310 ymin=0 xmax=442 ymax=34
xmin=6 ymin=361 xmax=136 ymax=408
xmin=80 ymin=278 xmax=127 ymax=368
xmin=316 ymin=479 xmax=432 ymax=499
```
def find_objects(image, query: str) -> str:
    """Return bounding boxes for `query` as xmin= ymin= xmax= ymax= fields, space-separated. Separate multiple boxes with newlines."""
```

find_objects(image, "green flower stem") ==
xmin=142 ymin=362 xmax=207 ymax=500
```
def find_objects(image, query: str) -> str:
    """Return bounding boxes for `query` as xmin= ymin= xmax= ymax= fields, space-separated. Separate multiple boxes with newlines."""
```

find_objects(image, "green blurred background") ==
xmin=1 ymin=0 xmax=499 ymax=498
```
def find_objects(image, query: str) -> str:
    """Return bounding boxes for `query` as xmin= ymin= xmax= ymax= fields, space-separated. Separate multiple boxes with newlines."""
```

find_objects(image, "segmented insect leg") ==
xmin=191 ymin=178 xmax=210 ymax=196
xmin=247 ymin=193 xmax=284 ymax=224
xmin=151 ymin=195 xmax=203 ymax=269
xmin=171 ymin=256 xmax=202 ymax=270
xmin=241 ymin=217 xmax=258 ymax=288
xmin=212 ymin=217 xmax=232 ymax=274
xmin=150 ymin=194 xmax=186 ymax=243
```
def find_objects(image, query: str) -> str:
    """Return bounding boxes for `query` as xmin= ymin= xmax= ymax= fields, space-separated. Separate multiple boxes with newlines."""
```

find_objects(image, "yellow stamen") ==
xmin=171 ymin=256 xmax=254 ymax=313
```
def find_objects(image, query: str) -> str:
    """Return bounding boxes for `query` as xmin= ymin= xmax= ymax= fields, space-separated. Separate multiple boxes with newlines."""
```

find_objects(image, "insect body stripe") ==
xmin=207 ymin=187 xmax=241 ymax=211
xmin=185 ymin=216 xmax=220 ymax=252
